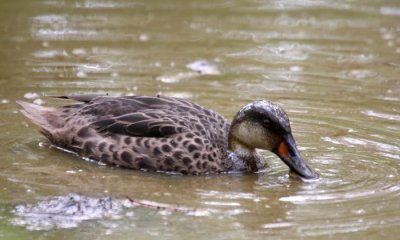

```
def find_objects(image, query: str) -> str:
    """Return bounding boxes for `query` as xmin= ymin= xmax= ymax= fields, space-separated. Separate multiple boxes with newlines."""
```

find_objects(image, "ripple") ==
xmin=362 ymin=110 xmax=400 ymax=121
xmin=380 ymin=6 xmax=400 ymax=16
xmin=3 ymin=0 xmax=400 ymax=239
xmin=273 ymin=112 xmax=400 ymax=237
xmin=229 ymin=42 xmax=311 ymax=61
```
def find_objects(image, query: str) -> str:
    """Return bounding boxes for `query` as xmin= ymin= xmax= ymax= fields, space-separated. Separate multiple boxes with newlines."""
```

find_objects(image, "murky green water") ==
xmin=1 ymin=0 xmax=400 ymax=239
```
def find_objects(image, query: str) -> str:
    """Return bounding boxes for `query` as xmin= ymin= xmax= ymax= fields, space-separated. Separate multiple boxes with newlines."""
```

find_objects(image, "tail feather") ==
xmin=16 ymin=101 xmax=56 ymax=131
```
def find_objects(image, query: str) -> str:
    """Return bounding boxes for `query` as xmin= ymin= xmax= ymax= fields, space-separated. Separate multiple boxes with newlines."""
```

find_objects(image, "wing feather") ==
xmin=89 ymin=113 xmax=185 ymax=138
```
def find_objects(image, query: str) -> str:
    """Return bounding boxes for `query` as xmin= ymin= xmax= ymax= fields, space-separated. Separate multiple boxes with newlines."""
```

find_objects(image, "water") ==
xmin=1 ymin=0 xmax=400 ymax=239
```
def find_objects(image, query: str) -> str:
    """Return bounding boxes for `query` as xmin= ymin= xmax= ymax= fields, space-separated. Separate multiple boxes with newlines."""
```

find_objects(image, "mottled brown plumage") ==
xmin=17 ymin=94 xmax=317 ymax=178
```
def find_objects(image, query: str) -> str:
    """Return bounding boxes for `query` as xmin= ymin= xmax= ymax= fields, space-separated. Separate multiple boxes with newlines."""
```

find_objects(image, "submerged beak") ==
xmin=273 ymin=134 xmax=318 ymax=179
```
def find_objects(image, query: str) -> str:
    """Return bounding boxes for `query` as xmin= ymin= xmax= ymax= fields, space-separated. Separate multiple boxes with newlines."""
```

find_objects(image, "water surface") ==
xmin=1 ymin=0 xmax=400 ymax=239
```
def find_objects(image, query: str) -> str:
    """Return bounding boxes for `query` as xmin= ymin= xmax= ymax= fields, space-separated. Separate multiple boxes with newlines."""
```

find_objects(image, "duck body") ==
xmin=19 ymin=95 xmax=254 ymax=174
xmin=17 ymin=94 xmax=317 ymax=178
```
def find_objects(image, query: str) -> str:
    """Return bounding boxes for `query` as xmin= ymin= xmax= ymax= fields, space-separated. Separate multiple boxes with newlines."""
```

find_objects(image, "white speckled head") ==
xmin=228 ymin=100 xmax=317 ymax=179
xmin=235 ymin=100 xmax=291 ymax=133
xmin=229 ymin=100 xmax=291 ymax=151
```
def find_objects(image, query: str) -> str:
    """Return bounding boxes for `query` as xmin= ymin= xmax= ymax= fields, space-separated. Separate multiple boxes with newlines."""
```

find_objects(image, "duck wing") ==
xmin=64 ymin=95 xmax=197 ymax=118
xmin=89 ymin=112 xmax=185 ymax=138
xmin=66 ymin=95 xmax=200 ymax=138
xmin=71 ymin=95 xmax=231 ymax=145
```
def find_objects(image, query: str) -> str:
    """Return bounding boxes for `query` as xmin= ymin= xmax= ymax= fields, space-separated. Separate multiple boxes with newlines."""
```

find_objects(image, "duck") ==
xmin=17 ymin=94 xmax=317 ymax=179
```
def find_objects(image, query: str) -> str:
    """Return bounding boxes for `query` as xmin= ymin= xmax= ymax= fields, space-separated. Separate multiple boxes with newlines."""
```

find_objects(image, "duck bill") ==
xmin=273 ymin=134 xmax=317 ymax=179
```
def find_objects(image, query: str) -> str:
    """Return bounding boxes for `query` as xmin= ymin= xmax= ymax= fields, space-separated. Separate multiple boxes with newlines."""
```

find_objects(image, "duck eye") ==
xmin=262 ymin=119 xmax=271 ymax=127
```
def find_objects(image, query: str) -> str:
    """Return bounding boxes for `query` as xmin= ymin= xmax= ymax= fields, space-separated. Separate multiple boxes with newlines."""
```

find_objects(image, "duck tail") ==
xmin=16 ymin=101 xmax=58 ymax=134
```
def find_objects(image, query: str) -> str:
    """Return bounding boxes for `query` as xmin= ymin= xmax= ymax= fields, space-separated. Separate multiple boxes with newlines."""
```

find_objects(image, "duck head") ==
xmin=228 ymin=100 xmax=317 ymax=179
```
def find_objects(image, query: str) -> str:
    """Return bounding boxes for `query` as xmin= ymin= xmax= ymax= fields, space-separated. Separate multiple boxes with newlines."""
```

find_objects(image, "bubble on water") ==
xmin=111 ymin=72 xmax=119 ymax=77
xmin=383 ymin=33 xmax=394 ymax=40
xmin=156 ymin=74 xmax=182 ymax=83
xmin=351 ymin=209 xmax=366 ymax=215
xmin=76 ymin=71 xmax=87 ymax=78
xmin=190 ymin=23 xmax=201 ymax=29
xmin=262 ymin=222 xmax=293 ymax=229
xmin=33 ymin=50 xmax=66 ymax=58
xmin=380 ymin=6 xmax=400 ymax=16
xmin=347 ymin=69 xmax=376 ymax=79
xmin=72 ymin=48 xmax=87 ymax=55
xmin=186 ymin=60 xmax=221 ymax=75
xmin=156 ymin=72 xmax=197 ymax=83
xmin=139 ymin=33 xmax=149 ymax=42
xmin=24 ymin=92 xmax=40 ymax=99
xmin=289 ymin=65 xmax=303 ymax=72
xmin=33 ymin=99 xmax=44 ymax=105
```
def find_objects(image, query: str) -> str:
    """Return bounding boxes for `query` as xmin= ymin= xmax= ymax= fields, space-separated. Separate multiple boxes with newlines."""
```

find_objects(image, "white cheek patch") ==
xmin=237 ymin=122 xmax=277 ymax=150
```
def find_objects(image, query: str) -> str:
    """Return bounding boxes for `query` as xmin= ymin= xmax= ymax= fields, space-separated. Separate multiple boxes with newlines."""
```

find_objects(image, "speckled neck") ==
xmin=228 ymin=137 xmax=264 ymax=172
